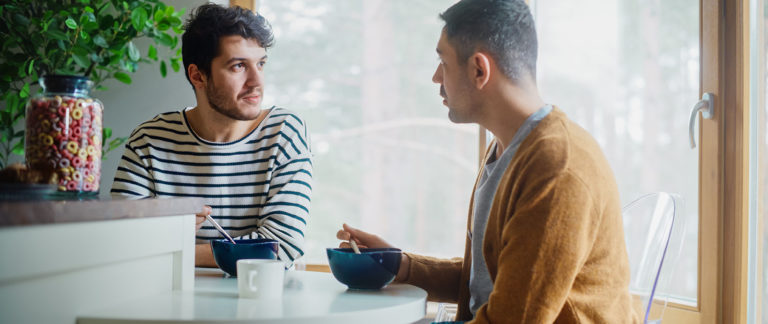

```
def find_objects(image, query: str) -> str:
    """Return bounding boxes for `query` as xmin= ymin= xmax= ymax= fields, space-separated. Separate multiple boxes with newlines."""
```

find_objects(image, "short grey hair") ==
xmin=440 ymin=0 xmax=538 ymax=83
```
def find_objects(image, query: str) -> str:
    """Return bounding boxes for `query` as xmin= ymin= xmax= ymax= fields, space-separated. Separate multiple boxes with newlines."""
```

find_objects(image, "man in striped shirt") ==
xmin=111 ymin=4 xmax=311 ymax=266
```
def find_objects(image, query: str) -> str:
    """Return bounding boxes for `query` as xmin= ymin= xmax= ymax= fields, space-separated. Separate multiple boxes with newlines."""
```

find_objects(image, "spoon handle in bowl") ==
xmin=205 ymin=215 xmax=236 ymax=244
xmin=350 ymin=239 xmax=361 ymax=254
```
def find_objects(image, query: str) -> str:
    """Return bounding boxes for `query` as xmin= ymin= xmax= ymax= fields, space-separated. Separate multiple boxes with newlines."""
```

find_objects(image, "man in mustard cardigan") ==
xmin=338 ymin=0 xmax=638 ymax=322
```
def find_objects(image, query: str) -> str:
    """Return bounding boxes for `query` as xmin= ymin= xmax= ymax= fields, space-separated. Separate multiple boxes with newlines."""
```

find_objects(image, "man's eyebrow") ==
xmin=224 ymin=55 xmax=268 ymax=65
xmin=436 ymin=48 xmax=442 ymax=55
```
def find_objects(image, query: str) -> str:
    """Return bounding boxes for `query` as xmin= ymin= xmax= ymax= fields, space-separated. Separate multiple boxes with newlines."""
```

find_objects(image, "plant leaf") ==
xmin=114 ymin=72 xmax=132 ymax=84
xmin=103 ymin=127 xmax=112 ymax=139
xmin=93 ymin=35 xmax=108 ymax=48
xmin=167 ymin=16 xmax=182 ymax=27
xmin=11 ymin=140 xmax=24 ymax=155
xmin=13 ymin=13 xmax=30 ymax=26
xmin=156 ymin=33 xmax=173 ymax=47
xmin=131 ymin=7 xmax=148 ymax=32
xmin=160 ymin=60 xmax=167 ymax=77
xmin=46 ymin=28 xmax=68 ymax=41
xmin=72 ymin=53 xmax=90 ymax=68
xmin=170 ymin=58 xmax=180 ymax=72
xmin=147 ymin=44 xmax=157 ymax=60
xmin=65 ymin=18 xmax=78 ymax=29
xmin=19 ymin=83 xmax=30 ymax=99
xmin=127 ymin=41 xmax=140 ymax=61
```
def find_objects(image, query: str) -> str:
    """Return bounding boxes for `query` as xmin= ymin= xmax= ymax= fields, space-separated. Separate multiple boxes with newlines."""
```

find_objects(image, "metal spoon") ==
xmin=205 ymin=214 xmax=236 ymax=244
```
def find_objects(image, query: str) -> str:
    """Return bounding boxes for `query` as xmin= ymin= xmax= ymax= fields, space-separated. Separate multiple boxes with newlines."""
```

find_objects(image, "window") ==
xmin=530 ymin=0 xmax=700 ymax=302
xmin=257 ymin=0 xmax=478 ymax=264
xmin=748 ymin=0 xmax=768 ymax=322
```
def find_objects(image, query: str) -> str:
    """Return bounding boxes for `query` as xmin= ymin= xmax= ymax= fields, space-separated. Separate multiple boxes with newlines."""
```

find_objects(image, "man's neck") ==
xmin=186 ymin=105 xmax=269 ymax=143
xmin=480 ymin=81 xmax=545 ymax=156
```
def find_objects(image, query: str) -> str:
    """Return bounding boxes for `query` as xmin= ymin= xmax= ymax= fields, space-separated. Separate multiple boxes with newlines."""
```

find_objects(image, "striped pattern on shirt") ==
xmin=110 ymin=106 xmax=312 ymax=263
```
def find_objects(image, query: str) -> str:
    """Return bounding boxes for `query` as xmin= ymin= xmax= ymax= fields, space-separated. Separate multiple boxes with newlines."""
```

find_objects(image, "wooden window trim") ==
xmin=655 ymin=0 xmax=751 ymax=323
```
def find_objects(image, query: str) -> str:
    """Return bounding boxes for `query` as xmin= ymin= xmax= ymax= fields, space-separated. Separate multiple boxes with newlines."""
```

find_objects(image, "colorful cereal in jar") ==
xmin=25 ymin=90 xmax=103 ymax=194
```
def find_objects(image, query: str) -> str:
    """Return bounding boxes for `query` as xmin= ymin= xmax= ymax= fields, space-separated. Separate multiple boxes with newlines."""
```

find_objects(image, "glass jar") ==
xmin=25 ymin=75 xmax=103 ymax=195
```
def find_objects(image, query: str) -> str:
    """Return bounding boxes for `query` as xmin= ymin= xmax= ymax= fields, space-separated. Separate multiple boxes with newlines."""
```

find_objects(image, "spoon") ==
xmin=349 ymin=239 xmax=361 ymax=254
xmin=205 ymin=214 xmax=236 ymax=244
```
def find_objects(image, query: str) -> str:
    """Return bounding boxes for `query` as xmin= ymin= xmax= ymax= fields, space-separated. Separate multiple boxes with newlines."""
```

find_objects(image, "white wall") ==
xmin=97 ymin=0 xmax=209 ymax=197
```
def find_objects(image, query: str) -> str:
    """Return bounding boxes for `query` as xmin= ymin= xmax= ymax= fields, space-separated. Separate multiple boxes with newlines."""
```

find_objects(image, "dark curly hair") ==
xmin=182 ymin=3 xmax=274 ymax=88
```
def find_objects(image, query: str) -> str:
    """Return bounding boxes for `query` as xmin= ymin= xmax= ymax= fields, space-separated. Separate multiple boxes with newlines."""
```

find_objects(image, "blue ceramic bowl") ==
xmin=326 ymin=247 xmax=402 ymax=290
xmin=210 ymin=238 xmax=279 ymax=276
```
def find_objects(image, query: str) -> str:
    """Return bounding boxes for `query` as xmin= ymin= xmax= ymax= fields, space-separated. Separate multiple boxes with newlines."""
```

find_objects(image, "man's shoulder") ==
xmin=257 ymin=107 xmax=311 ymax=157
xmin=523 ymin=109 xmax=601 ymax=158
xmin=127 ymin=110 xmax=191 ymax=145
xmin=135 ymin=111 xmax=185 ymax=130
xmin=263 ymin=107 xmax=307 ymax=130
xmin=516 ymin=108 xmax=613 ymax=179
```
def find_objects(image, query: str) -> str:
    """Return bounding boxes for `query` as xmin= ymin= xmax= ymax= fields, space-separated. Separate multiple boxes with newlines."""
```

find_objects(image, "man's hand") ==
xmin=195 ymin=205 xmax=212 ymax=232
xmin=336 ymin=223 xmax=393 ymax=249
xmin=336 ymin=223 xmax=410 ymax=281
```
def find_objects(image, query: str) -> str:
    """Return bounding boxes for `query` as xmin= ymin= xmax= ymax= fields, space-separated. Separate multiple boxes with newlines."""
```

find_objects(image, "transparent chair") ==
xmin=622 ymin=192 xmax=686 ymax=324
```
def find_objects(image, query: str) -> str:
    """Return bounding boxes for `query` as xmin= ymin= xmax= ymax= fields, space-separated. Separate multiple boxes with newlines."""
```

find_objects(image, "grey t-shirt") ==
xmin=469 ymin=105 xmax=553 ymax=315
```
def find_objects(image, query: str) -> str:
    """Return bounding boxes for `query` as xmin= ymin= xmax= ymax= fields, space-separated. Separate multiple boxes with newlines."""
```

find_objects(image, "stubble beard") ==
xmin=205 ymin=78 xmax=261 ymax=121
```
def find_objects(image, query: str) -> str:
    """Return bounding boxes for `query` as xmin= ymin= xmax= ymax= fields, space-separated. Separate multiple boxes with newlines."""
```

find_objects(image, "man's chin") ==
xmin=447 ymin=110 xmax=472 ymax=124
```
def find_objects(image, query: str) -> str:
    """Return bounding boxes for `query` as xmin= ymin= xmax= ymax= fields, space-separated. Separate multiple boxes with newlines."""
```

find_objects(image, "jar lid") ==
xmin=39 ymin=75 xmax=93 ymax=96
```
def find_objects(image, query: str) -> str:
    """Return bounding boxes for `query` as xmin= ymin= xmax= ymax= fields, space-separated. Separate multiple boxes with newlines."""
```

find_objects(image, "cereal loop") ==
xmin=71 ymin=107 xmax=83 ymax=120
xmin=66 ymin=141 xmax=79 ymax=154
xmin=72 ymin=157 xmax=84 ymax=168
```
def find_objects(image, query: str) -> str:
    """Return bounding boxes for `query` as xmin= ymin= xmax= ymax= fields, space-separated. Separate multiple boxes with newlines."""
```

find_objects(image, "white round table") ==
xmin=77 ymin=270 xmax=427 ymax=324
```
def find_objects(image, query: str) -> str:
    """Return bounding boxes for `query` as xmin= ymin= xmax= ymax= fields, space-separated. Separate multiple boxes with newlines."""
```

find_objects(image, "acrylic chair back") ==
xmin=622 ymin=192 xmax=685 ymax=324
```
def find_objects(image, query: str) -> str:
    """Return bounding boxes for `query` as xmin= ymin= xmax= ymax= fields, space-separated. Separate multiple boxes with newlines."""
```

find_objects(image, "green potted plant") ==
xmin=0 ymin=0 xmax=185 ymax=193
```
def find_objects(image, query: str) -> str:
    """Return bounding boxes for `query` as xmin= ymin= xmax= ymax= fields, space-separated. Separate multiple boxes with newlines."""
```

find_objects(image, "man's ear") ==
xmin=188 ymin=64 xmax=207 ymax=91
xmin=469 ymin=52 xmax=492 ymax=90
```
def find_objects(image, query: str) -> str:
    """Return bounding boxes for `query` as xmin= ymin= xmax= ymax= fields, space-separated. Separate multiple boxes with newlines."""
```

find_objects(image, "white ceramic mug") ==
xmin=236 ymin=259 xmax=285 ymax=299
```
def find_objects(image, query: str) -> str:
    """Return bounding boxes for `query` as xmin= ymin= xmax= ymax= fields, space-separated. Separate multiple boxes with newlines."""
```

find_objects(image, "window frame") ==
xmin=647 ymin=0 xmax=751 ymax=322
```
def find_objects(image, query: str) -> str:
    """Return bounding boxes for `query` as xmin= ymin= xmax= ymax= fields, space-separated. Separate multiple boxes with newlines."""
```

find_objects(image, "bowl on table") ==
xmin=210 ymin=238 xmax=279 ymax=276
xmin=326 ymin=247 xmax=402 ymax=290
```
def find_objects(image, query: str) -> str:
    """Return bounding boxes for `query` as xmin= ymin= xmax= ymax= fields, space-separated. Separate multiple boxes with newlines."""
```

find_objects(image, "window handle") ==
xmin=688 ymin=92 xmax=714 ymax=148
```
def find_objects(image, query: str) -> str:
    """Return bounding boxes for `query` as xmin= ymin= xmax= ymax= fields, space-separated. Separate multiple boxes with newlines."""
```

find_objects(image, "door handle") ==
xmin=688 ymin=92 xmax=714 ymax=148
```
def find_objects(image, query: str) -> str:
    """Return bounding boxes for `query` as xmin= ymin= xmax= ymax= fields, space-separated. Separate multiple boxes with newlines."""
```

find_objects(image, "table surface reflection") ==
xmin=78 ymin=269 xmax=427 ymax=324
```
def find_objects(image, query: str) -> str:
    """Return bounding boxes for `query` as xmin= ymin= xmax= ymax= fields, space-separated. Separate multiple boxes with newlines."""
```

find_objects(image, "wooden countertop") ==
xmin=0 ymin=197 xmax=205 ymax=227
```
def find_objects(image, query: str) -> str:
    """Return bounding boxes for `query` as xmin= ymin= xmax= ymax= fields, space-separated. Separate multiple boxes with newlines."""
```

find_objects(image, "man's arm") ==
xmin=110 ymin=143 xmax=155 ymax=198
xmin=253 ymin=156 xmax=312 ymax=263
xmin=195 ymin=243 xmax=216 ymax=267
xmin=194 ymin=206 xmax=215 ymax=267
xmin=338 ymin=224 xmax=465 ymax=303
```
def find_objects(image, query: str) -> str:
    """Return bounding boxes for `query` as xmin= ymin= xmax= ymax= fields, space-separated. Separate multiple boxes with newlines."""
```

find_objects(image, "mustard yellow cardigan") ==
xmin=399 ymin=108 xmax=639 ymax=323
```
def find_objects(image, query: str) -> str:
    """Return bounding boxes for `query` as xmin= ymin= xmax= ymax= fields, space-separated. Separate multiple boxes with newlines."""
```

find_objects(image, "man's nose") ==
xmin=432 ymin=64 xmax=442 ymax=84
xmin=246 ymin=67 xmax=263 ymax=87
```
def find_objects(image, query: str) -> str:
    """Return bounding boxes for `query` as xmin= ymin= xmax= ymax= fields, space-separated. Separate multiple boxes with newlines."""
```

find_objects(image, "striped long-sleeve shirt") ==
xmin=110 ymin=106 xmax=312 ymax=263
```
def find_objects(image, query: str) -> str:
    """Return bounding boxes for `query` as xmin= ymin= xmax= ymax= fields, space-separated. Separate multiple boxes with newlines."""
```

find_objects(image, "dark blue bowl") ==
xmin=210 ymin=239 xmax=279 ymax=276
xmin=326 ymin=247 xmax=402 ymax=290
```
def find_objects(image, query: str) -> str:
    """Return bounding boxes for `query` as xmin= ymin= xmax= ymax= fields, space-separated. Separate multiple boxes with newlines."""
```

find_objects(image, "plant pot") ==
xmin=25 ymin=75 xmax=103 ymax=195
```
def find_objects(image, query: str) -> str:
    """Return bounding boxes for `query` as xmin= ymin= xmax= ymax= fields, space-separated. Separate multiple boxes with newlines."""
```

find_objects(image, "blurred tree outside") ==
xmin=258 ymin=0 xmax=478 ymax=264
